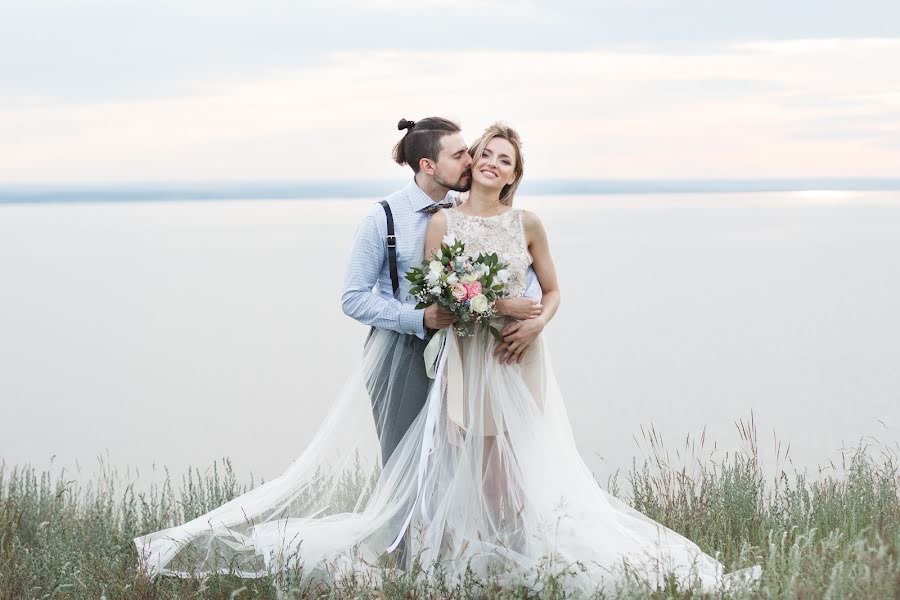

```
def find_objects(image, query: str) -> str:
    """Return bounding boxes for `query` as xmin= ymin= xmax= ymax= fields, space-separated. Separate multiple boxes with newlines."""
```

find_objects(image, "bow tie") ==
xmin=421 ymin=201 xmax=453 ymax=215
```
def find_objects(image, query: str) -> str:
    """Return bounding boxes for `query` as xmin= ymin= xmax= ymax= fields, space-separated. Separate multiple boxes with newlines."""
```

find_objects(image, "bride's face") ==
xmin=472 ymin=137 xmax=517 ymax=190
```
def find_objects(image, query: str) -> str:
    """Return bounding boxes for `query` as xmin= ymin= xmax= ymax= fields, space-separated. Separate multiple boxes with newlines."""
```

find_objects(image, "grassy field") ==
xmin=2 ymin=420 xmax=898 ymax=599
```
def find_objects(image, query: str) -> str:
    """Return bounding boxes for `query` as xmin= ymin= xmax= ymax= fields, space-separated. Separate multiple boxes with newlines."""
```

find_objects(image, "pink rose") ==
xmin=451 ymin=283 xmax=468 ymax=301
xmin=464 ymin=281 xmax=482 ymax=299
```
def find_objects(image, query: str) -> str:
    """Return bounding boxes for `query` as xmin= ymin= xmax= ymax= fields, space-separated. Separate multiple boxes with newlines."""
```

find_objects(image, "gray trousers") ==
xmin=364 ymin=327 xmax=433 ymax=466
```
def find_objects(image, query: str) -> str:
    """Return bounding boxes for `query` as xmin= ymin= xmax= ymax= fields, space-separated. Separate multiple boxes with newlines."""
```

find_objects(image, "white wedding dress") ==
xmin=134 ymin=208 xmax=758 ymax=594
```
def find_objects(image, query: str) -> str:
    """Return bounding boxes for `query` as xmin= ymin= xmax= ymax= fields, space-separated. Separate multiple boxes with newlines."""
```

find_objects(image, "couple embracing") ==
xmin=135 ymin=118 xmax=759 ymax=594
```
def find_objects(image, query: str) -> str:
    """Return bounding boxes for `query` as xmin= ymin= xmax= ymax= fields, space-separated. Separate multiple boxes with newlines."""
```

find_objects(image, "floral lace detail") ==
xmin=446 ymin=208 xmax=532 ymax=297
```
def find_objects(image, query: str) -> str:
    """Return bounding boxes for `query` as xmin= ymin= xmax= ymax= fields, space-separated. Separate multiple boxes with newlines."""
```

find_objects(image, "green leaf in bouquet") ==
xmin=488 ymin=325 xmax=503 ymax=341
xmin=415 ymin=302 xmax=429 ymax=310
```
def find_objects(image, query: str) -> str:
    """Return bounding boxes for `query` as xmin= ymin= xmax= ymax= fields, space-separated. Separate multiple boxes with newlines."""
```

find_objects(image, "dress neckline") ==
xmin=450 ymin=207 xmax=516 ymax=220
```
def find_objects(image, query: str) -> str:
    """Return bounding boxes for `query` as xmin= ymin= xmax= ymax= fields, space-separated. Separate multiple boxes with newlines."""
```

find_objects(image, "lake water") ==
xmin=2 ymin=191 xmax=899 ymax=488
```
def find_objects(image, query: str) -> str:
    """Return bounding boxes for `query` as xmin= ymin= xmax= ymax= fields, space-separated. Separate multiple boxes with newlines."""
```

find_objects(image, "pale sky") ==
xmin=2 ymin=0 xmax=899 ymax=182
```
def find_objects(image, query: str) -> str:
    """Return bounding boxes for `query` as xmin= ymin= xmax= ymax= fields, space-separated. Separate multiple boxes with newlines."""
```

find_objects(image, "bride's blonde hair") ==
xmin=468 ymin=122 xmax=524 ymax=206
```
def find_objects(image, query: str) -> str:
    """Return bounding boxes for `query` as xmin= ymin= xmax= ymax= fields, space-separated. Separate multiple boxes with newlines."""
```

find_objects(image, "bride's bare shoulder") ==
xmin=426 ymin=209 xmax=449 ymax=233
xmin=520 ymin=209 xmax=546 ymax=234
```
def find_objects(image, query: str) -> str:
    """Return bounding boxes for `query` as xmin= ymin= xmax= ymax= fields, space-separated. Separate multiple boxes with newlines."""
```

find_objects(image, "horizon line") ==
xmin=2 ymin=178 xmax=899 ymax=204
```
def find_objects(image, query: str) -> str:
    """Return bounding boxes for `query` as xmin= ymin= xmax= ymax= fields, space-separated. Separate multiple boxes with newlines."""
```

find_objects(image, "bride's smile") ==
xmin=471 ymin=137 xmax=517 ymax=190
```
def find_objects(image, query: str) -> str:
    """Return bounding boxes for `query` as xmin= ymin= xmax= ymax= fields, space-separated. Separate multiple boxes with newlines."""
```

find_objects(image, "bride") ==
xmin=134 ymin=123 xmax=758 ymax=594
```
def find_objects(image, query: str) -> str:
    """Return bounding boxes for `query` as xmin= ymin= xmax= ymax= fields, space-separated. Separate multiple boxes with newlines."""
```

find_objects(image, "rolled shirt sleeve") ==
xmin=399 ymin=303 xmax=426 ymax=338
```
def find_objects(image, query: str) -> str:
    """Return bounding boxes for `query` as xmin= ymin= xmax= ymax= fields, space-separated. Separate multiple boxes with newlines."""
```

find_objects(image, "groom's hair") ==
xmin=392 ymin=117 xmax=461 ymax=173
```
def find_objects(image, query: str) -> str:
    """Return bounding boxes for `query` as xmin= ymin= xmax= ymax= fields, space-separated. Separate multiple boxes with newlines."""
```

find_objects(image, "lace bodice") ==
xmin=445 ymin=208 xmax=532 ymax=297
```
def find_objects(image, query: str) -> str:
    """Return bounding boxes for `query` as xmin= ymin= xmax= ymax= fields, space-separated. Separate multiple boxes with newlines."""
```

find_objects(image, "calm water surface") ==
xmin=1 ymin=192 xmax=899 ymax=487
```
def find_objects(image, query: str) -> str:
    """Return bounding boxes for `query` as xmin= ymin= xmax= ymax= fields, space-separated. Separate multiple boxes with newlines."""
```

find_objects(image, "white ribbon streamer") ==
xmin=423 ymin=328 xmax=447 ymax=379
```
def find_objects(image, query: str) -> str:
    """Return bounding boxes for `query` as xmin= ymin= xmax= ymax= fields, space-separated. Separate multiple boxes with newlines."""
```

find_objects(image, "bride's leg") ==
xmin=482 ymin=432 xmax=524 ymax=549
xmin=481 ymin=433 xmax=525 ymax=543
xmin=482 ymin=435 xmax=504 ymax=526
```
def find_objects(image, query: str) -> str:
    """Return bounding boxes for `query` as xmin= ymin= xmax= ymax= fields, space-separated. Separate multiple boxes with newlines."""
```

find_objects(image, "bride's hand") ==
xmin=493 ymin=317 xmax=545 ymax=365
xmin=495 ymin=297 xmax=543 ymax=320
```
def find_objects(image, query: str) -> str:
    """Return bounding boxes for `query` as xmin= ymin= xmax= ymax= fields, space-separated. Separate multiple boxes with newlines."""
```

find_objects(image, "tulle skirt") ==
xmin=134 ymin=322 xmax=759 ymax=593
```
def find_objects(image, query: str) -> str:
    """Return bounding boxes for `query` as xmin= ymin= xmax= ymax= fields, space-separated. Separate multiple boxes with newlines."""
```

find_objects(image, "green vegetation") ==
xmin=2 ymin=420 xmax=898 ymax=599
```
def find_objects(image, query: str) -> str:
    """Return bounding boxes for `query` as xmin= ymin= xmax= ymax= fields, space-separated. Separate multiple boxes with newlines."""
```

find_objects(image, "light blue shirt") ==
xmin=341 ymin=180 xmax=542 ymax=339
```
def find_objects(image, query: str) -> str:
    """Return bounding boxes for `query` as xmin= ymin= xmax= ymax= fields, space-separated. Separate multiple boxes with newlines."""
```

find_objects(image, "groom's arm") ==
xmin=494 ymin=266 xmax=543 ymax=319
xmin=522 ymin=266 xmax=543 ymax=302
xmin=341 ymin=207 xmax=426 ymax=338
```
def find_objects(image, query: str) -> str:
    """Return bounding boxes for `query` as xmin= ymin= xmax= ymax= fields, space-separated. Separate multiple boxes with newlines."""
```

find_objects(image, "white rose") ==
xmin=429 ymin=260 xmax=443 ymax=273
xmin=447 ymin=273 xmax=458 ymax=285
xmin=460 ymin=274 xmax=477 ymax=284
xmin=496 ymin=269 xmax=510 ymax=284
xmin=442 ymin=234 xmax=457 ymax=246
xmin=425 ymin=270 xmax=440 ymax=284
xmin=469 ymin=294 xmax=490 ymax=314
xmin=429 ymin=285 xmax=442 ymax=296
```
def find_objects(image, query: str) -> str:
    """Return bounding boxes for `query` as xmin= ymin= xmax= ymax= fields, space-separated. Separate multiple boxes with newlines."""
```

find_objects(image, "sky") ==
xmin=2 ymin=0 xmax=899 ymax=182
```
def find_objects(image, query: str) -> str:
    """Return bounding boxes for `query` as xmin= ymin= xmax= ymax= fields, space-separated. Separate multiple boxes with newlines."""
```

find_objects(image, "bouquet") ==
xmin=406 ymin=234 xmax=511 ymax=340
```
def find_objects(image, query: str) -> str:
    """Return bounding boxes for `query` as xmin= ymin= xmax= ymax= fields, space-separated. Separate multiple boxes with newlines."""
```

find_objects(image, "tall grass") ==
xmin=2 ymin=419 xmax=899 ymax=599
xmin=624 ymin=417 xmax=900 ymax=597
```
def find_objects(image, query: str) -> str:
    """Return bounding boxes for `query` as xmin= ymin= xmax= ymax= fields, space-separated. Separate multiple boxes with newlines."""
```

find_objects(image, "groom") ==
xmin=341 ymin=116 xmax=541 ymax=466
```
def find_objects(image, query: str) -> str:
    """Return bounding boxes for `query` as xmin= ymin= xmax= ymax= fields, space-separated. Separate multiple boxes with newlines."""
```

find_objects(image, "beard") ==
xmin=435 ymin=169 xmax=472 ymax=193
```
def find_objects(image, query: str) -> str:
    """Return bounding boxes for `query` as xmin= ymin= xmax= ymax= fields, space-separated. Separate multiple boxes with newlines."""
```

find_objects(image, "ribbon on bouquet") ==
xmin=423 ymin=328 xmax=448 ymax=379
xmin=386 ymin=329 xmax=450 ymax=553
xmin=425 ymin=327 xmax=467 ymax=439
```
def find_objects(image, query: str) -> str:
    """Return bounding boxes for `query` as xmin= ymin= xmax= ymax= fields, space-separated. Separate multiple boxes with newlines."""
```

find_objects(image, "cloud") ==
xmin=1 ymin=35 xmax=899 ymax=181
xmin=2 ymin=0 xmax=899 ymax=102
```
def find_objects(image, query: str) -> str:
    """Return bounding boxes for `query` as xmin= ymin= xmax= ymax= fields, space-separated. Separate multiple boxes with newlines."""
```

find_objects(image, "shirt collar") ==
xmin=404 ymin=179 xmax=456 ymax=212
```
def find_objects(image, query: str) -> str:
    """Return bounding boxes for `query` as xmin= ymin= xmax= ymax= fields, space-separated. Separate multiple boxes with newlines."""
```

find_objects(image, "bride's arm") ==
xmin=495 ymin=210 xmax=560 ymax=364
xmin=524 ymin=210 xmax=560 ymax=324
xmin=420 ymin=210 xmax=458 ymax=331
xmin=424 ymin=210 xmax=448 ymax=259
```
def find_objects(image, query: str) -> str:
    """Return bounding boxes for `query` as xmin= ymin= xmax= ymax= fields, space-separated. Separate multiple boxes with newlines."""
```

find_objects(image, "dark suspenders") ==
xmin=378 ymin=200 xmax=400 ymax=295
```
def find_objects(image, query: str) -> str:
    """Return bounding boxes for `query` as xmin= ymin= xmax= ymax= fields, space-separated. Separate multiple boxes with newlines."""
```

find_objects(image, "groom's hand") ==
xmin=424 ymin=304 xmax=457 ymax=330
xmin=496 ymin=297 xmax=543 ymax=321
